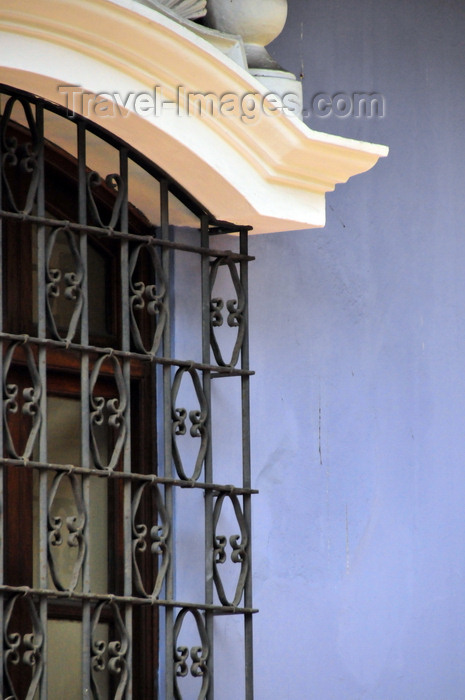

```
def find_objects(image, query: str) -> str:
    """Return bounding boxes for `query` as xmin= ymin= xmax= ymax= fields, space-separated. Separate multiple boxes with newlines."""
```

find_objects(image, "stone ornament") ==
xmin=205 ymin=0 xmax=288 ymax=69
xmin=148 ymin=0 xmax=207 ymax=20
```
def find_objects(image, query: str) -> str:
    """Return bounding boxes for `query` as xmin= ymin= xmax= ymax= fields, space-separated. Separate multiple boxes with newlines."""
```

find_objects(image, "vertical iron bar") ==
xmin=161 ymin=179 xmax=174 ymax=700
xmin=78 ymin=121 xmax=91 ymax=699
xmin=0 ymin=92 xmax=4 ymax=699
xmin=119 ymin=147 xmax=133 ymax=699
xmin=36 ymin=101 xmax=49 ymax=700
xmin=240 ymin=227 xmax=254 ymax=700
xmin=201 ymin=214 xmax=214 ymax=700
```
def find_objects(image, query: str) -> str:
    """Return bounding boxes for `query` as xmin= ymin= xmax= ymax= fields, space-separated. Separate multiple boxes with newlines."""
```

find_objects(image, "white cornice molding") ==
xmin=0 ymin=0 xmax=388 ymax=234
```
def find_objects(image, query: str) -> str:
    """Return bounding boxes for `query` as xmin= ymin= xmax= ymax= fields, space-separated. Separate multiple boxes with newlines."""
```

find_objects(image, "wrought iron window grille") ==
xmin=0 ymin=85 xmax=255 ymax=699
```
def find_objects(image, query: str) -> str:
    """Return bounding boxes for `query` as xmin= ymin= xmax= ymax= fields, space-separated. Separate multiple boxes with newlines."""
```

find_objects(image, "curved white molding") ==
xmin=0 ymin=0 xmax=387 ymax=234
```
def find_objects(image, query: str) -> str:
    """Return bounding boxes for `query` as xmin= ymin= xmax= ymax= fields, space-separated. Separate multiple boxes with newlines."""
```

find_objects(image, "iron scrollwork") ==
xmin=213 ymin=493 xmax=249 ymax=607
xmin=132 ymin=481 xmax=170 ymax=598
xmin=129 ymin=242 xmax=167 ymax=355
xmin=87 ymin=171 xmax=125 ymax=230
xmin=210 ymin=257 xmax=246 ymax=367
xmin=46 ymin=226 xmax=84 ymax=343
xmin=171 ymin=366 xmax=208 ymax=481
xmin=90 ymin=353 xmax=128 ymax=471
xmin=3 ymin=341 xmax=42 ymax=461
xmin=90 ymin=601 xmax=130 ymax=700
xmin=4 ymin=594 xmax=44 ymax=700
xmin=173 ymin=608 xmax=210 ymax=700
xmin=47 ymin=471 xmax=87 ymax=592
xmin=0 ymin=95 xmax=39 ymax=215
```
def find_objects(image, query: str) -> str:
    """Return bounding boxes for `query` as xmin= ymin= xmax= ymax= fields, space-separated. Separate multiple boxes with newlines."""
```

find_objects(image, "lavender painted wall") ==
xmin=248 ymin=2 xmax=465 ymax=697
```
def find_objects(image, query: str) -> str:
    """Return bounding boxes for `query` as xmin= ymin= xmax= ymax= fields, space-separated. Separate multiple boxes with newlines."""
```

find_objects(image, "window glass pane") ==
xmin=128 ymin=157 xmax=161 ymax=226
xmin=47 ymin=619 xmax=82 ymax=700
xmin=47 ymin=620 xmax=109 ymax=699
xmin=88 ymin=241 xmax=111 ymax=340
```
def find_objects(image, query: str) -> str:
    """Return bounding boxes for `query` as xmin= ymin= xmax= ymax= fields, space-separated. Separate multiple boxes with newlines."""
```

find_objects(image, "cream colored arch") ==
xmin=0 ymin=0 xmax=387 ymax=233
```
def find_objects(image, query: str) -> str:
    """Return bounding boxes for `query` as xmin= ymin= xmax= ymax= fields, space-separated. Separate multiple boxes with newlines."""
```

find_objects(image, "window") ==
xmin=0 ymin=87 xmax=255 ymax=698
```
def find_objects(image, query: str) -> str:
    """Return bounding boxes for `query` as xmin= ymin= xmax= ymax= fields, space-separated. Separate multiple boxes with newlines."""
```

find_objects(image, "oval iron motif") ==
xmin=171 ymin=366 xmax=208 ymax=481
xmin=212 ymin=493 xmax=249 ymax=607
xmin=89 ymin=354 xmax=127 ymax=471
xmin=132 ymin=481 xmax=170 ymax=598
xmin=47 ymin=471 xmax=86 ymax=592
xmin=46 ymin=227 xmax=84 ymax=342
xmin=4 ymin=594 xmax=44 ymax=700
xmin=173 ymin=608 xmax=209 ymax=700
xmin=210 ymin=257 xmax=246 ymax=367
xmin=91 ymin=601 xmax=129 ymax=700
xmin=129 ymin=243 xmax=167 ymax=354
xmin=3 ymin=341 xmax=42 ymax=460
xmin=0 ymin=95 xmax=39 ymax=214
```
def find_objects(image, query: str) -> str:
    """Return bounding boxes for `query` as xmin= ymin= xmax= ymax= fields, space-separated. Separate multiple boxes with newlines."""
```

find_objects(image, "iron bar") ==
xmin=36 ymin=100 xmax=49 ymax=700
xmin=0 ymin=585 xmax=258 ymax=615
xmin=0 ymin=209 xmax=254 ymax=261
xmin=120 ymin=146 xmax=134 ymax=698
xmin=78 ymin=118 xmax=92 ymax=700
xmin=202 ymin=213 xmax=215 ymax=700
xmin=0 ymin=458 xmax=258 ymax=494
xmin=0 ymin=331 xmax=254 ymax=376
xmin=0 ymin=84 xmax=4 ymax=700
xmin=161 ymin=179 xmax=175 ymax=700
xmin=240 ymin=226 xmax=255 ymax=700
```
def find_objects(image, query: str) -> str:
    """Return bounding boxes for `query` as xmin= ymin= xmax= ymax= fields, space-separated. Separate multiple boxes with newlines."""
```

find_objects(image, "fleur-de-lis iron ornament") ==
xmin=90 ymin=354 xmax=128 ymax=471
xmin=3 ymin=341 xmax=42 ymax=461
xmin=4 ymin=595 xmax=44 ymax=700
xmin=213 ymin=493 xmax=249 ymax=607
xmin=132 ymin=481 xmax=170 ymax=598
xmin=91 ymin=601 xmax=129 ymax=700
xmin=173 ymin=608 xmax=210 ymax=700
xmin=0 ymin=95 xmax=39 ymax=214
xmin=129 ymin=243 xmax=167 ymax=355
xmin=171 ymin=366 xmax=208 ymax=481
xmin=46 ymin=227 xmax=84 ymax=343
xmin=210 ymin=257 xmax=246 ymax=367
xmin=47 ymin=471 xmax=87 ymax=592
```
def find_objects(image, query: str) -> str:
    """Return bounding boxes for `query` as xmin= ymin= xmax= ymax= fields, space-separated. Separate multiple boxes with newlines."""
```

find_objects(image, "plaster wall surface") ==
xmin=247 ymin=1 xmax=465 ymax=698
